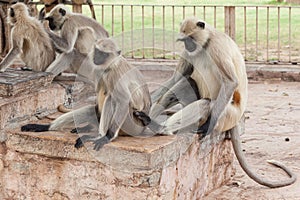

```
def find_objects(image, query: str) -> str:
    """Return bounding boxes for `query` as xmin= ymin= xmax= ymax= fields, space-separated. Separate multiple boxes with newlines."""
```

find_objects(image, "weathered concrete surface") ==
xmin=204 ymin=81 xmax=300 ymax=200
xmin=0 ymin=83 xmax=65 ymax=129
xmin=0 ymin=68 xmax=54 ymax=97
xmin=0 ymin=127 xmax=234 ymax=199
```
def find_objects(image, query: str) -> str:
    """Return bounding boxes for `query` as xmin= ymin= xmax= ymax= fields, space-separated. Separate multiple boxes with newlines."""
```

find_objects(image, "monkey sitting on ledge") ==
xmin=0 ymin=3 xmax=55 ymax=73
xmin=149 ymin=17 xmax=296 ymax=188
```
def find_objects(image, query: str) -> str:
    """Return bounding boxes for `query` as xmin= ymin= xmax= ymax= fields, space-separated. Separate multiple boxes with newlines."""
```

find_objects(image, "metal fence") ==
xmin=79 ymin=4 xmax=299 ymax=64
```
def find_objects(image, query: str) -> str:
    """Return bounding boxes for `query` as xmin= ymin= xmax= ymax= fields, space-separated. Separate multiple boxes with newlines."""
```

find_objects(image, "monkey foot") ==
xmin=193 ymin=115 xmax=211 ymax=139
xmin=74 ymin=135 xmax=96 ymax=149
xmin=21 ymin=66 xmax=33 ymax=71
xmin=21 ymin=124 xmax=50 ymax=132
xmin=133 ymin=111 xmax=151 ymax=126
xmin=71 ymin=124 xmax=94 ymax=134
xmin=93 ymin=137 xmax=109 ymax=151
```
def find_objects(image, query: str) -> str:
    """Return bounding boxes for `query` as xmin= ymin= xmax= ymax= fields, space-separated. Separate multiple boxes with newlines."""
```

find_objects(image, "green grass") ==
xmin=79 ymin=0 xmax=300 ymax=62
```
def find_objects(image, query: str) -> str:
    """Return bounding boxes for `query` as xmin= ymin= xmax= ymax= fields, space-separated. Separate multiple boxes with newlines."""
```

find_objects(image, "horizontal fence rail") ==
xmin=64 ymin=4 xmax=300 ymax=64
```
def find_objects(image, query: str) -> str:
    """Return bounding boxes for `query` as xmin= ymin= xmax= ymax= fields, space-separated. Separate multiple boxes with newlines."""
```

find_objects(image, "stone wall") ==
xmin=0 ymin=67 xmax=235 ymax=199
xmin=0 ymin=130 xmax=234 ymax=199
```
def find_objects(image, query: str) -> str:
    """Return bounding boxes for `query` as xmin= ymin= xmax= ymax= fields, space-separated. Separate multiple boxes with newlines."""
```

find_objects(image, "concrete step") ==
xmin=1 ymin=121 xmax=234 ymax=199
xmin=0 ymin=83 xmax=65 ymax=129
xmin=0 ymin=68 xmax=53 ymax=97
xmin=0 ymin=69 xmax=66 ymax=129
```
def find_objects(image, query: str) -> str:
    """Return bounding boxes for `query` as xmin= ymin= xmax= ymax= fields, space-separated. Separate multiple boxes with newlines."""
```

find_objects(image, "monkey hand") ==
xmin=43 ymin=20 xmax=51 ymax=32
xmin=193 ymin=115 xmax=211 ymax=139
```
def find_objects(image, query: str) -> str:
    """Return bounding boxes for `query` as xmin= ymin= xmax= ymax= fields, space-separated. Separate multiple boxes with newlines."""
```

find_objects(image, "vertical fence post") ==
xmin=72 ymin=4 xmax=83 ymax=14
xmin=224 ymin=6 xmax=236 ymax=41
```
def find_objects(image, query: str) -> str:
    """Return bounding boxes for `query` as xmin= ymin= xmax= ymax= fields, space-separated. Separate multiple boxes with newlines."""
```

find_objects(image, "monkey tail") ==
xmin=86 ymin=0 xmax=96 ymax=20
xmin=231 ymin=126 xmax=297 ymax=188
xmin=57 ymin=104 xmax=72 ymax=113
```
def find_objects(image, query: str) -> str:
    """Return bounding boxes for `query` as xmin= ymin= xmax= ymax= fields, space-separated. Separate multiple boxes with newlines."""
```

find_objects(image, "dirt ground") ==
xmin=204 ymin=80 xmax=300 ymax=200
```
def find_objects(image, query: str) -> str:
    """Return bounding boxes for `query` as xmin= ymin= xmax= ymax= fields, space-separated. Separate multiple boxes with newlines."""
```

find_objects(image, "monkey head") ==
xmin=45 ymin=4 xmax=69 ymax=31
xmin=177 ymin=17 xmax=210 ymax=55
xmin=8 ymin=3 xmax=30 ymax=25
xmin=93 ymin=38 xmax=121 ymax=66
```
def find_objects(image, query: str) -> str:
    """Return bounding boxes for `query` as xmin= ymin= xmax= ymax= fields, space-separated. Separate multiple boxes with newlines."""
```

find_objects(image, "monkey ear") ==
xmin=196 ymin=21 xmax=205 ymax=29
xmin=117 ymin=50 xmax=121 ymax=55
xmin=10 ymin=8 xmax=15 ymax=18
xmin=59 ymin=8 xmax=66 ymax=16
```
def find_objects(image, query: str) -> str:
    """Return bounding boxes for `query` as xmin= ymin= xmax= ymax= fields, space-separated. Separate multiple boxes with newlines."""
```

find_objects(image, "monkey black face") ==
xmin=93 ymin=48 xmax=110 ymax=65
xmin=45 ymin=17 xmax=56 ymax=30
xmin=59 ymin=8 xmax=66 ymax=16
xmin=196 ymin=21 xmax=205 ymax=29
xmin=9 ymin=8 xmax=15 ymax=18
xmin=178 ymin=36 xmax=197 ymax=53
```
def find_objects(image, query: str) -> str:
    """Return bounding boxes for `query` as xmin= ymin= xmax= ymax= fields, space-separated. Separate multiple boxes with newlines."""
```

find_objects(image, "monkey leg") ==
xmin=21 ymin=124 xmax=50 ymax=132
xmin=195 ymin=98 xmax=244 ymax=136
xmin=151 ymin=58 xmax=194 ymax=103
xmin=150 ymin=76 xmax=200 ymax=119
xmin=160 ymin=98 xmax=211 ymax=135
xmin=75 ymin=95 xmax=129 ymax=150
xmin=230 ymin=124 xmax=297 ymax=188
xmin=0 ymin=47 xmax=21 ymax=72
xmin=22 ymin=105 xmax=98 ymax=132
xmin=46 ymin=51 xmax=74 ymax=76
xmin=50 ymin=105 xmax=98 ymax=131
xmin=70 ymin=124 xmax=95 ymax=134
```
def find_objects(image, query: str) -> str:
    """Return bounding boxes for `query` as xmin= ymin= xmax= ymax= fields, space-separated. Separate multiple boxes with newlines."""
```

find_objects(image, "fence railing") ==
xmin=70 ymin=4 xmax=300 ymax=64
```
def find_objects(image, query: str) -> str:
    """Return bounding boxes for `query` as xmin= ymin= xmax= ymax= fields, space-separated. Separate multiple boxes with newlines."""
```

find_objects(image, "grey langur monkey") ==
xmin=43 ymin=4 xmax=109 ymax=77
xmin=0 ymin=3 xmax=55 ymax=72
xmin=150 ymin=17 xmax=296 ymax=188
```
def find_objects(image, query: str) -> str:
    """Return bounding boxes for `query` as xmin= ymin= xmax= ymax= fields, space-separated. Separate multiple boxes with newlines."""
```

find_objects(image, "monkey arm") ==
xmin=94 ymin=95 xmax=129 ymax=150
xmin=47 ymin=27 xmax=77 ymax=53
xmin=150 ymin=76 xmax=200 ymax=119
xmin=205 ymin=58 xmax=238 ymax=135
xmin=161 ymin=99 xmax=211 ymax=135
xmin=151 ymin=58 xmax=194 ymax=103
xmin=0 ymin=38 xmax=22 ymax=72
xmin=45 ymin=51 xmax=74 ymax=76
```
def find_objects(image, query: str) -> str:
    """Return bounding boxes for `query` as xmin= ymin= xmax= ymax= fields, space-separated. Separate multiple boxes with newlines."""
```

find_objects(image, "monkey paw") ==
xmin=21 ymin=66 xmax=33 ymax=71
xmin=74 ymin=135 xmax=95 ymax=149
xmin=21 ymin=124 xmax=50 ymax=132
xmin=71 ymin=124 xmax=94 ymax=134
xmin=93 ymin=137 xmax=109 ymax=151
xmin=75 ymin=138 xmax=84 ymax=149
xmin=133 ymin=111 xmax=151 ymax=126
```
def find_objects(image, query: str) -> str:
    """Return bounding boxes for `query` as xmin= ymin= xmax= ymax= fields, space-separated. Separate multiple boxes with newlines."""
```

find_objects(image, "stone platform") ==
xmin=0 ymin=66 xmax=236 ymax=199
xmin=0 ymin=126 xmax=234 ymax=199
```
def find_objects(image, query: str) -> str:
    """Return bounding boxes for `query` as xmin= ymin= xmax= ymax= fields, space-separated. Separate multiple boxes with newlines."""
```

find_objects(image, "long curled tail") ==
xmin=231 ymin=125 xmax=297 ymax=188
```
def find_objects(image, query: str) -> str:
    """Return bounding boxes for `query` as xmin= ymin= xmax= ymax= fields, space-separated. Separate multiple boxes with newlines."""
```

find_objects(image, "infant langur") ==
xmin=21 ymin=38 xmax=153 ymax=151
xmin=0 ymin=3 xmax=55 ymax=72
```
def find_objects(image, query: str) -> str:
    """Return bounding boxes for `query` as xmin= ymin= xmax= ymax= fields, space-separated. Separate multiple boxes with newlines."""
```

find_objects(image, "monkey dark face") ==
xmin=178 ymin=36 xmax=197 ymax=53
xmin=45 ymin=17 xmax=56 ymax=30
xmin=46 ymin=5 xmax=68 ymax=31
xmin=93 ymin=38 xmax=121 ymax=66
xmin=178 ymin=18 xmax=209 ymax=54
xmin=93 ymin=48 xmax=110 ymax=65
xmin=10 ymin=8 xmax=15 ymax=18
xmin=8 ymin=3 xmax=30 ymax=25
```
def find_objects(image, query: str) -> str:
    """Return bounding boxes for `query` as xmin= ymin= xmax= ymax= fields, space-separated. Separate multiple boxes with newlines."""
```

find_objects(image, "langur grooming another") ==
xmin=0 ymin=3 xmax=55 ymax=72
xmin=150 ymin=17 xmax=296 ymax=188
xmin=21 ymin=38 xmax=151 ymax=151
xmin=43 ymin=4 xmax=108 ymax=76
